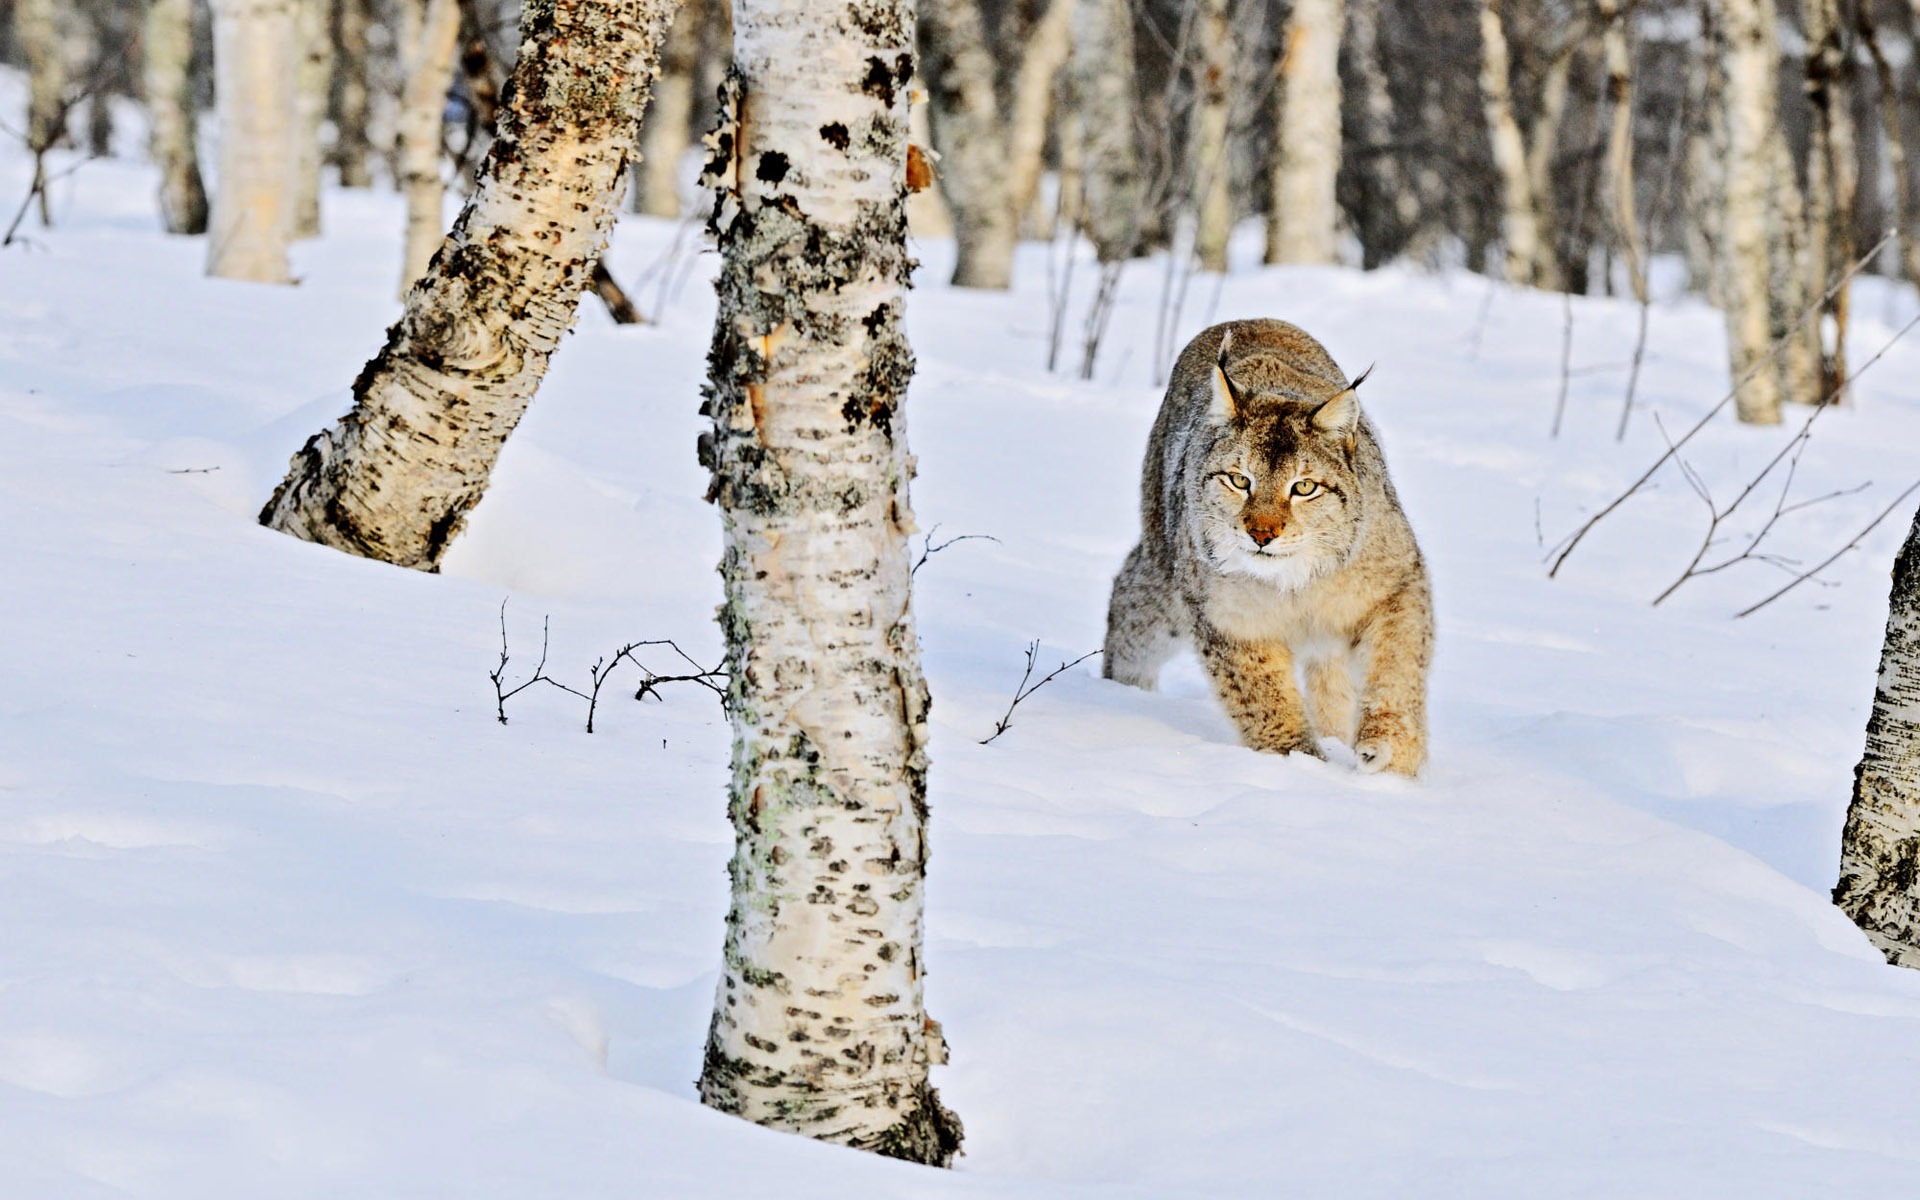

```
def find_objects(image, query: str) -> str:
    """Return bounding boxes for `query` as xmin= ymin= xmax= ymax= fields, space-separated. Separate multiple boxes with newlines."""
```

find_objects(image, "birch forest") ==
xmin=9 ymin=0 xmax=1920 ymax=1191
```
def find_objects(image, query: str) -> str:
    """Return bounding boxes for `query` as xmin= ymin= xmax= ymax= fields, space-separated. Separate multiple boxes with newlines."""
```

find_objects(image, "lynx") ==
xmin=1103 ymin=319 xmax=1433 ymax=775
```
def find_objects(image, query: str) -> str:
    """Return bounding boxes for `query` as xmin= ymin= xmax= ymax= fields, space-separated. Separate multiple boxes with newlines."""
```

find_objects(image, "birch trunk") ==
xmin=1005 ymin=0 xmax=1075 ymax=229
xmin=695 ymin=0 xmax=962 ymax=1162
xmin=1191 ymin=0 xmax=1234 ymax=273
xmin=395 ymin=0 xmax=462 ymax=296
xmin=1345 ymin=0 xmax=1416 ymax=268
xmin=1597 ymin=0 xmax=1646 ymax=301
xmin=1478 ymin=0 xmax=1553 ymax=287
xmin=145 ymin=0 xmax=210 ymax=235
xmin=259 ymin=0 xmax=677 ymax=569
xmin=921 ymin=0 xmax=1016 ymax=287
xmin=16 ymin=0 xmax=68 ymax=155
xmin=206 ymin=0 xmax=298 ymax=284
xmin=1065 ymin=0 xmax=1142 ymax=262
xmin=634 ymin=0 xmax=703 ymax=217
xmin=1265 ymin=0 xmax=1345 ymax=265
xmin=332 ymin=0 xmax=375 ymax=188
xmin=1684 ymin=0 xmax=1727 ymax=300
xmin=1835 ymin=512 xmax=1920 ymax=968
xmin=1801 ymin=0 xmax=1854 ymax=397
xmin=292 ymin=0 xmax=336 ymax=237
xmin=1860 ymin=0 xmax=1920 ymax=286
xmin=1717 ymin=0 xmax=1786 ymax=423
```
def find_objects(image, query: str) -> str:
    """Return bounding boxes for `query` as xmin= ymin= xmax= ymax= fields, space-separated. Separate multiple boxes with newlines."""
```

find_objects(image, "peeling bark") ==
xmin=695 ymin=0 xmax=961 ymax=1164
xmin=1836 ymin=511 xmax=1920 ymax=968
xmin=145 ymin=0 xmax=210 ymax=235
xmin=259 ymin=0 xmax=678 ymax=569
xmin=1265 ymin=0 xmax=1345 ymax=265
xmin=207 ymin=0 xmax=298 ymax=285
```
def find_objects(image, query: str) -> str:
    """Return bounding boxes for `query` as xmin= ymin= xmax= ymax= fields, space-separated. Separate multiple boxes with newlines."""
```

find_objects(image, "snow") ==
xmin=8 ymin=107 xmax=1920 ymax=1198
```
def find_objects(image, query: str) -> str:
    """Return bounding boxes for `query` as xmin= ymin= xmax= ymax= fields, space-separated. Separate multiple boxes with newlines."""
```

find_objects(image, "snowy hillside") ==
xmin=7 ymin=137 xmax=1920 ymax=1197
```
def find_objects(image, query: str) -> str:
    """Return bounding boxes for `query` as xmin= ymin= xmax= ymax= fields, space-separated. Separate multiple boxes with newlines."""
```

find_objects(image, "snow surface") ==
xmin=7 ymin=111 xmax=1920 ymax=1199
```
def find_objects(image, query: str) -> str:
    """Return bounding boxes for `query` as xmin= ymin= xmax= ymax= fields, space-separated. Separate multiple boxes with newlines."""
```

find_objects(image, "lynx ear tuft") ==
xmin=1212 ymin=330 xmax=1246 ymax=420
xmin=1312 ymin=382 xmax=1363 ymax=436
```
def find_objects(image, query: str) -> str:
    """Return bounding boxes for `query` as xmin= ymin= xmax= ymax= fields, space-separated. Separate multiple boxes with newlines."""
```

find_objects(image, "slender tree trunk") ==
xmin=634 ymin=0 xmax=702 ymax=217
xmin=1345 ymin=0 xmax=1416 ymax=268
xmin=1005 ymin=0 xmax=1076 ymax=229
xmin=1597 ymin=0 xmax=1646 ymax=302
xmin=259 ymin=0 xmax=677 ymax=569
xmin=695 ymin=0 xmax=962 ymax=1164
xmin=292 ymin=0 xmax=336 ymax=237
xmin=1065 ymin=0 xmax=1142 ymax=262
xmin=1265 ymin=0 xmax=1345 ymax=265
xmin=207 ymin=0 xmax=298 ymax=284
xmin=1859 ymin=0 xmax=1920 ymax=286
xmin=16 ymin=0 xmax=68 ymax=155
xmin=1718 ymin=0 xmax=1788 ymax=423
xmin=1802 ymin=0 xmax=1854 ymax=398
xmin=395 ymin=0 xmax=463 ymax=295
xmin=145 ymin=0 xmax=210 ymax=235
xmin=1835 ymin=512 xmax=1920 ymax=968
xmin=332 ymin=0 xmax=375 ymax=187
xmin=1685 ymin=0 xmax=1727 ymax=300
xmin=1478 ymin=0 xmax=1553 ymax=287
xmin=921 ymin=0 xmax=1017 ymax=287
xmin=1190 ymin=0 xmax=1234 ymax=272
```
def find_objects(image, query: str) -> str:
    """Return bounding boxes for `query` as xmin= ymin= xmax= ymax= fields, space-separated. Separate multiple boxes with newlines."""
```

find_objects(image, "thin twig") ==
xmin=1736 ymin=481 xmax=1920 ymax=618
xmin=912 ymin=524 xmax=1000 ymax=575
xmin=980 ymin=642 xmax=1100 ymax=744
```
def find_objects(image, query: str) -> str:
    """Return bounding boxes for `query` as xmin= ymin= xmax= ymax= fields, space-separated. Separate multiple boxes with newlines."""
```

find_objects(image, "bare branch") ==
xmin=1736 ymin=481 xmax=1920 ymax=618
xmin=980 ymin=641 xmax=1099 ymax=744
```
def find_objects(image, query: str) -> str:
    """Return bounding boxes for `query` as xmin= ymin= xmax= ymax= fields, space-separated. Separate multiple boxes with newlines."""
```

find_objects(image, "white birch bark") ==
xmin=1478 ymin=0 xmax=1552 ymax=287
xmin=206 ymin=0 xmax=298 ymax=285
xmin=1597 ymin=0 xmax=1646 ymax=302
xmin=259 ymin=0 xmax=677 ymax=569
xmin=1718 ymin=0 xmax=1787 ymax=423
xmin=292 ymin=0 xmax=336 ymax=237
xmin=1191 ymin=0 xmax=1234 ymax=272
xmin=332 ymin=0 xmax=375 ymax=188
xmin=396 ymin=0 xmax=462 ymax=296
xmin=1684 ymin=0 xmax=1727 ymax=301
xmin=145 ymin=0 xmax=210 ymax=235
xmin=921 ymin=0 xmax=1016 ymax=287
xmin=1065 ymin=0 xmax=1142 ymax=263
xmin=1005 ymin=0 xmax=1075 ymax=230
xmin=634 ymin=0 xmax=703 ymax=217
xmin=15 ymin=0 xmax=69 ymax=153
xmin=694 ymin=0 xmax=961 ymax=1162
xmin=1836 ymin=512 xmax=1920 ymax=968
xmin=1265 ymin=0 xmax=1345 ymax=266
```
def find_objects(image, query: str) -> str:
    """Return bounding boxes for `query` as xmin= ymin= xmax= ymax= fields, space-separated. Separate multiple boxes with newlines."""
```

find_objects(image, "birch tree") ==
xmin=331 ymin=0 xmax=375 ymax=188
xmin=1597 ymin=0 xmax=1646 ymax=302
xmin=1477 ymin=0 xmax=1555 ymax=287
xmin=206 ymin=0 xmax=299 ymax=284
xmin=144 ymin=0 xmax=210 ymax=235
xmin=1717 ymin=0 xmax=1797 ymax=423
xmin=1063 ymin=0 xmax=1143 ymax=263
xmin=396 ymin=0 xmax=463 ymax=294
xmin=15 ymin=0 xmax=69 ymax=159
xmin=1345 ymin=0 xmax=1417 ymax=267
xmin=1801 ymin=0 xmax=1855 ymax=396
xmin=1835 ymin=512 xmax=1920 ymax=968
xmin=634 ymin=0 xmax=704 ymax=217
xmin=259 ymin=0 xmax=677 ymax=569
xmin=1190 ymin=0 xmax=1235 ymax=272
xmin=1265 ymin=0 xmax=1345 ymax=266
xmin=694 ymin=0 xmax=962 ymax=1163
xmin=292 ymin=0 xmax=337 ymax=237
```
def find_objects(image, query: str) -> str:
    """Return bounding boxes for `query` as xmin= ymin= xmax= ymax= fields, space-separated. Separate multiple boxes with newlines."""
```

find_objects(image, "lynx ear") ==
xmin=1212 ymin=330 xmax=1247 ymax=420
xmin=1312 ymin=364 xmax=1372 ymax=436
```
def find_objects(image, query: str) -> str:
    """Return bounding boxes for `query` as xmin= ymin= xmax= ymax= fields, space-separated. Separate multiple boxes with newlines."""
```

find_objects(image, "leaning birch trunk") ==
xmin=207 ymin=0 xmax=298 ymax=284
xmin=634 ymin=0 xmax=702 ymax=217
xmin=1345 ymin=0 xmax=1417 ymax=267
xmin=695 ymin=0 xmax=963 ymax=1163
xmin=1801 ymin=0 xmax=1855 ymax=397
xmin=292 ymin=0 xmax=336 ymax=237
xmin=1004 ymin=0 xmax=1076 ymax=228
xmin=1065 ymin=0 xmax=1142 ymax=262
xmin=1835 ymin=511 xmax=1920 ymax=968
xmin=1718 ymin=0 xmax=1787 ymax=423
xmin=145 ymin=0 xmax=210 ymax=235
xmin=1597 ymin=0 xmax=1646 ymax=302
xmin=921 ymin=0 xmax=1016 ymax=288
xmin=1265 ymin=0 xmax=1345 ymax=265
xmin=332 ymin=0 xmax=375 ymax=187
xmin=395 ymin=0 xmax=463 ymax=295
xmin=1190 ymin=0 xmax=1234 ymax=273
xmin=259 ymin=0 xmax=677 ymax=569
xmin=16 ymin=0 xmax=68 ymax=155
xmin=1478 ymin=0 xmax=1552 ymax=287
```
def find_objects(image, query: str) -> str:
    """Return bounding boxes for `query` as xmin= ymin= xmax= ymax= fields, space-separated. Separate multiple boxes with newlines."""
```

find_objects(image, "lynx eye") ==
xmin=1290 ymin=479 xmax=1322 ymax=498
xmin=1219 ymin=472 xmax=1252 ymax=492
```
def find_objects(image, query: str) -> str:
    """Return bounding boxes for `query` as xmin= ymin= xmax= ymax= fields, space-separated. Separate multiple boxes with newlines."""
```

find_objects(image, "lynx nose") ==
xmin=1245 ymin=520 xmax=1279 ymax=547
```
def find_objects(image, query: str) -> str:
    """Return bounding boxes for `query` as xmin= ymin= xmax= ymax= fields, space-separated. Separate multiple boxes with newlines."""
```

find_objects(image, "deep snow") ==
xmin=7 ymin=107 xmax=1920 ymax=1198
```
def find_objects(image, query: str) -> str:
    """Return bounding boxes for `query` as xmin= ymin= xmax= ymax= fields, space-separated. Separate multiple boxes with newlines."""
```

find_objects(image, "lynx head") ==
xmin=1192 ymin=331 xmax=1372 ymax=588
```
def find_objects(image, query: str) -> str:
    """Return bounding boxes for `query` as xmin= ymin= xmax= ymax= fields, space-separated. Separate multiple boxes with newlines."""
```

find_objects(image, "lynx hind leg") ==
xmin=1302 ymin=654 xmax=1359 ymax=746
xmin=1103 ymin=545 xmax=1181 ymax=690
xmin=1197 ymin=628 xmax=1320 ymax=758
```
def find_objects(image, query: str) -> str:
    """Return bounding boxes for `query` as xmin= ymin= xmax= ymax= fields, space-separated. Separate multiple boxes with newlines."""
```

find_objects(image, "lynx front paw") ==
xmin=1354 ymin=714 xmax=1425 ymax=777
